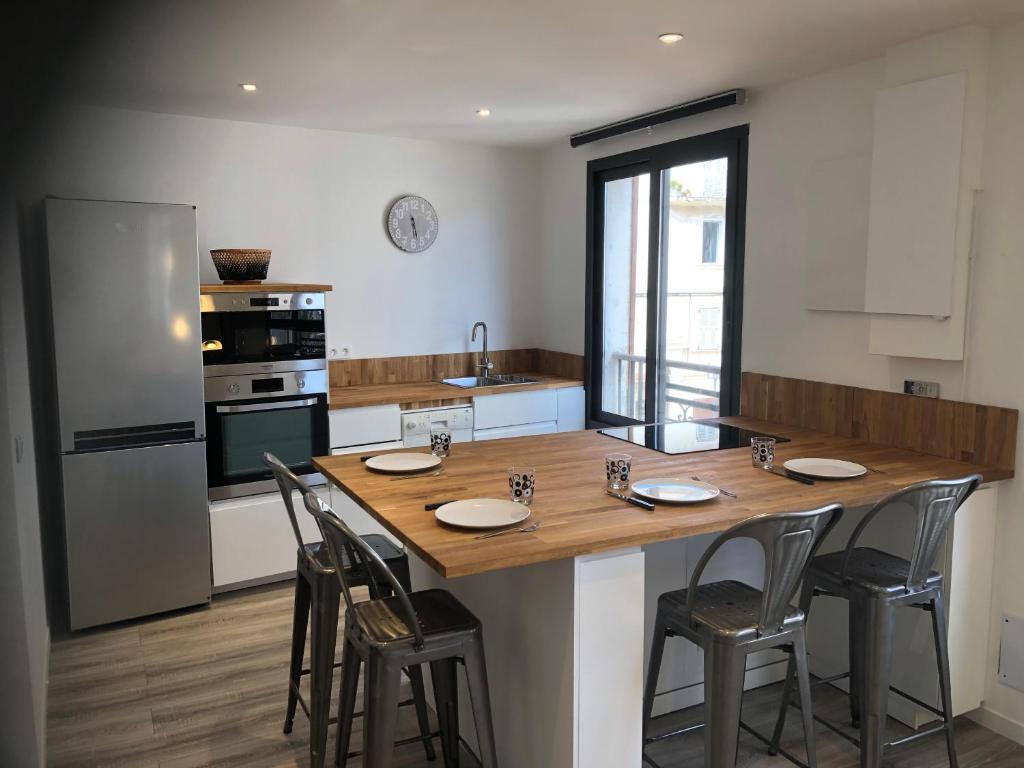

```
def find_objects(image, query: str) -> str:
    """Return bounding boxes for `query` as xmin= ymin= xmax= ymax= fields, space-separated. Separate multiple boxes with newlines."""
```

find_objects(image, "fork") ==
xmin=692 ymin=475 xmax=737 ymax=498
xmin=475 ymin=521 xmax=542 ymax=539
xmin=391 ymin=469 xmax=444 ymax=481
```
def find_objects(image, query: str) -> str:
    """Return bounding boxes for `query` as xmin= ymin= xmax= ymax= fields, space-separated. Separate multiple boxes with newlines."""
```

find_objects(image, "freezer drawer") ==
xmin=62 ymin=441 xmax=211 ymax=629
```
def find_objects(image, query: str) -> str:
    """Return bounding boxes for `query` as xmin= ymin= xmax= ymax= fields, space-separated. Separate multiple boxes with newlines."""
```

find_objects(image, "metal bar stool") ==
xmin=304 ymin=491 xmax=499 ymax=768
xmin=264 ymin=454 xmax=435 ymax=768
xmin=643 ymin=504 xmax=843 ymax=768
xmin=771 ymin=475 xmax=981 ymax=768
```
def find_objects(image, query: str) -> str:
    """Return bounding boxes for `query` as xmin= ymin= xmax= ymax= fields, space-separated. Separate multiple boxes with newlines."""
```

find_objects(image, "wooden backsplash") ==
xmin=740 ymin=372 xmax=1019 ymax=472
xmin=328 ymin=349 xmax=584 ymax=388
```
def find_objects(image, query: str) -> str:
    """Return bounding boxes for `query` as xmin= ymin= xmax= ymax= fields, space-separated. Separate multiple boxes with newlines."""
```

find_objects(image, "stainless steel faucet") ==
xmin=471 ymin=321 xmax=493 ymax=377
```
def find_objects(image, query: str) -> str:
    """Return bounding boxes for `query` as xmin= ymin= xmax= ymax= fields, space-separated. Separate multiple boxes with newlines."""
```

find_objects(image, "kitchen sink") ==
xmin=442 ymin=374 xmax=539 ymax=389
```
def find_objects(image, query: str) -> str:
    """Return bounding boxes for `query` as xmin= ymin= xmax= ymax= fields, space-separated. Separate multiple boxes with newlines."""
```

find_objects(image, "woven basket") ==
xmin=210 ymin=248 xmax=272 ymax=283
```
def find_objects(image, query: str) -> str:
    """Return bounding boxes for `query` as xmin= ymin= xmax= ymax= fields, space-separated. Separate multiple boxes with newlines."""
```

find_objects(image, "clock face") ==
xmin=387 ymin=195 xmax=438 ymax=252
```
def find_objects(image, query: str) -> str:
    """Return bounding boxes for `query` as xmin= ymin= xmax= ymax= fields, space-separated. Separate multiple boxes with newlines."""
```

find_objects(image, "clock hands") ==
xmin=410 ymin=215 xmax=419 ymax=240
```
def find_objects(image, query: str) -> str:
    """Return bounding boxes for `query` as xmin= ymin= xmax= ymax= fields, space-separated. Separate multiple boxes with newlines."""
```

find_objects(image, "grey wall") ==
xmin=0 ymin=189 xmax=48 ymax=766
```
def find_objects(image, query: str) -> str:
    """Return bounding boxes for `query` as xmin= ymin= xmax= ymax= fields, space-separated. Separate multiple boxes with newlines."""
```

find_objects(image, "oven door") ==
xmin=206 ymin=393 xmax=328 ymax=500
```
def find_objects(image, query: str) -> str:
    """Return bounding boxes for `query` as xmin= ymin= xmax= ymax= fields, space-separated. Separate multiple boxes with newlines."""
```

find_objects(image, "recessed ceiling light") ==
xmin=658 ymin=32 xmax=684 ymax=44
xmin=476 ymin=108 xmax=491 ymax=117
xmin=239 ymin=83 xmax=257 ymax=92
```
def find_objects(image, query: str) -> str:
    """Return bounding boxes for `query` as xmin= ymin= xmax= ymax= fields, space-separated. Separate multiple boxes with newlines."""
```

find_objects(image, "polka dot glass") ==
xmin=508 ymin=466 xmax=536 ymax=506
xmin=605 ymin=453 xmax=632 ymax=491
xmin=430 ymin=428 xmax=452 ymax=458
xmin=751 ymin=437 xmax=776 ymax=469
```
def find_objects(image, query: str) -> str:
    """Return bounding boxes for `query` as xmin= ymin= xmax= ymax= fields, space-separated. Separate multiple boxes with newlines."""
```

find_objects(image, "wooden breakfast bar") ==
xmin=313 ymin=374 xmax=1018 ymax=768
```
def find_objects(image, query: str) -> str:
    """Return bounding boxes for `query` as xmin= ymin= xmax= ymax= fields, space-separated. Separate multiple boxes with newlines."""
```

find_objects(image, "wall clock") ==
xmin=386 ymin=195 xmax=438 ymax=253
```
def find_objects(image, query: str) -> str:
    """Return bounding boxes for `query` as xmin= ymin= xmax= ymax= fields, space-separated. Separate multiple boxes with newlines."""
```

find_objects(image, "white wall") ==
xmin=962 ymin=20 xmax=1024 ymax=741
xmin=0 ymin=189 xmax=48 ymax=766
xmin=538 ymin=53 xmax=967 ymax=396
xmin=539 ymin=20 xmax=1024 ymax=740
xmin=22 ymin=105 xmax=543 ymax=358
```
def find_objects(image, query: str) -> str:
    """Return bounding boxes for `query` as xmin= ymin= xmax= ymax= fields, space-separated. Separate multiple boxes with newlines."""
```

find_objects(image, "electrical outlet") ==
xmin=903 ymin=380 xmax=940 ymax=398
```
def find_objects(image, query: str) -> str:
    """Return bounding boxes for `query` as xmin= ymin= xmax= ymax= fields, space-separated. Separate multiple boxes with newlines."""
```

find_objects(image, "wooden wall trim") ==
xmin=328 ymin=349 xmax=584 ymax=388
xmin=739 ymin=372 xmax=1018 ymax=472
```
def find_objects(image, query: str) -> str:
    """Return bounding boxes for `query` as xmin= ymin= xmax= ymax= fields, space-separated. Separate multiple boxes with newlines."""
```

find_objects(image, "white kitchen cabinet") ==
xmin=210 ymin=489 xmax=322 ymax=592
xmin=473 ymin=389 xmax=558 ymax=430
xmin=474 ymin=421 xmax=558 ymax=441
xmin=556 ymin=386 xmax=585 ymax=432
xmin=329 ymin=404 xmax=401 ymax=449
xmin=864 ymin=71 xmax=966 ymax=318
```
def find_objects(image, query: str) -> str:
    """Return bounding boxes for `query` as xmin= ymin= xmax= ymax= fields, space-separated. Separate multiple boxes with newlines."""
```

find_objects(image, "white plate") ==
xmin=364 ymin=453 xmax=442 ymax=474
xmin=783 ymin=458 xmax=866 ymax=480
xmin=630 ymin=478 xmax=720 ymax=504
xmin=435 ymin=498 xmax=531 ymax=530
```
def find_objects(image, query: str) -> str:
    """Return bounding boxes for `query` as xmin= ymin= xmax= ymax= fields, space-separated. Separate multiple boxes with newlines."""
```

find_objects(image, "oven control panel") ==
xmin=204 ymin=369 xmax=328 ymax=402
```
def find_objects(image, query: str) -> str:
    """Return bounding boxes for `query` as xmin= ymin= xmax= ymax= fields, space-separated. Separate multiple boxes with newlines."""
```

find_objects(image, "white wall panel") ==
xmin=864 ymin=72 xmax=966 ymax=317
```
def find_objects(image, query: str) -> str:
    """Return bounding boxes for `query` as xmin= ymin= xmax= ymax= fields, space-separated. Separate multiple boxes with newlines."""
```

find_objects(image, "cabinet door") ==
xmin=473 ymin=421 xmax=558 ymax=441
xmin=557 ymin=387 xmax=585 ymax=432
xmin=329 ymin=404 xmax=401 ymax=449
xmin=210 ymin=489 xmax=320 ymax=590
xmin=473 ymin=390 xmax=558 ymax=430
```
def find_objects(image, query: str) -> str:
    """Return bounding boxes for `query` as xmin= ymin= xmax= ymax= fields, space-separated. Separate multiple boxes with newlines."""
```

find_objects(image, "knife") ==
xmin=425 ymin=499 xmax=457 ymax=511
xmin=606 ymin=489 xmax=656 ymax=511
xmin=767 ymin=467 xmax=815 ymax=485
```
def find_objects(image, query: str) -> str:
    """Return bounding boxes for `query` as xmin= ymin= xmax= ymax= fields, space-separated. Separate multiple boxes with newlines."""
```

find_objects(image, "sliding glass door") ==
xmin=586 ymin=126 xmax=747 ymax=427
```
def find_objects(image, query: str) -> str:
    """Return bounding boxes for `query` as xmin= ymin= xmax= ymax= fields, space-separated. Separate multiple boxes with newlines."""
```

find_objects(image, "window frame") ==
xmin=584 ymin=124 xmax=749 ymax=428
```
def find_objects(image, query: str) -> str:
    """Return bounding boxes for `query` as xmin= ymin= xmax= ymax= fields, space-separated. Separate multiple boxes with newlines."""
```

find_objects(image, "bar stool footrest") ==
xmin=344 ymin=729 xmax=442 ymax=760
xmin=642 ymin=717 xmax=808 ymax=767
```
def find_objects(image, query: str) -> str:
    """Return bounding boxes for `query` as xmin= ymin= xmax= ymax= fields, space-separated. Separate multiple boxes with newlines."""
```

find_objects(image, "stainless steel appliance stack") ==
xmin=45 ymin=197 xmax=211 ymax=630
xmin=200 ymin=291 xmax=329 ymax=500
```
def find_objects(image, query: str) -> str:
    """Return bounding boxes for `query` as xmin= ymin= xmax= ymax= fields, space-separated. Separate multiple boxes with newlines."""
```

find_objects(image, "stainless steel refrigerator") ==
xmin=46 ymin=197 xmax=211 ymax=630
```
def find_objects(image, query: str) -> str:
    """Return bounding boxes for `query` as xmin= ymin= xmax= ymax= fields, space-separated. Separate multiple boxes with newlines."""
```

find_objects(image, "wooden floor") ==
xmin=48 ymin=581 xmax=1024 ymax=767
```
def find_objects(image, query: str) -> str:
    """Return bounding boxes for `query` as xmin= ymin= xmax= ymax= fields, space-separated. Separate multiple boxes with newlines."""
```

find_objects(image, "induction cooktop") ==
xmin=598 ymin=420 xmax=789 ymax=455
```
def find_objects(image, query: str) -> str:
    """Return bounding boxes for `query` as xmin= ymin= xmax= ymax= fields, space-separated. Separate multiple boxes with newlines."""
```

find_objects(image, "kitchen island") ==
xmin=314 ymin=407 xmax=1014 ymax=767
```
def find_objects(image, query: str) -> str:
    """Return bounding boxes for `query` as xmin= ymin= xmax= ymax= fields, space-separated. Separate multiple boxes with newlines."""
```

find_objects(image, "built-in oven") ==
xmin=204 ymin=370 xmax=329 ymax=500
xmin=201 ymin=291 xmax=330 ymax=500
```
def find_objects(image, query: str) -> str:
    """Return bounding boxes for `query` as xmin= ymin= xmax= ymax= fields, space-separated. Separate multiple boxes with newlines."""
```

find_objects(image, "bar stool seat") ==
xmin=659 ymin=580 xmax=805 ymax=642
xmin=355 ymin=589 xmax=480 ymax=645
xmin=303 ymin=534 xmax=406 ymax=573
xmin=809 ymin=547 xmax=942 ymax=594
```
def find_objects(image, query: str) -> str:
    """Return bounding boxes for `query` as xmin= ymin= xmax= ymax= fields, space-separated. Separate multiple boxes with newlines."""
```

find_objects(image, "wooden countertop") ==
xmin=329 ymin=374 xmax=583 ymax=410
xmin=200 ymin=282 xmax=333 ymax=293
xmin=313 ymin=415 xmax=1012 ymax=579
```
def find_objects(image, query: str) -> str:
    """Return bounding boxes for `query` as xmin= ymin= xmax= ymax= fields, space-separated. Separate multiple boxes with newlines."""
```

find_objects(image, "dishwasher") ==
xmin=401 ymin=405 xmax=474 ymax=447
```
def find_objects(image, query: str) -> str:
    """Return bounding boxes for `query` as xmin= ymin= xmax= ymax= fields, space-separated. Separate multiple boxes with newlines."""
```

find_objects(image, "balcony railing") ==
xmin=610 ymin=352 xmax=721 ymax=420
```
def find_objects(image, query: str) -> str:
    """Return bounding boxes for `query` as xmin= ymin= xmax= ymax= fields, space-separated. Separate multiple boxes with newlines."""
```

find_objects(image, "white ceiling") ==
xmin=67 ymin=0 xmax=1024 ymax=147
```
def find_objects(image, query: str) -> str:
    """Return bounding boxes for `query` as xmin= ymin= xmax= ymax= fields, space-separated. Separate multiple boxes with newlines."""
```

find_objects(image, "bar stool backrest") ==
xmin=302 ymin=491 xmax=426 ymax=649
xmin=263 ymin=452 xmax=315 ymax=552
xmin=687 ymin=504 xmax=844 ymax=636
xmin=839 ymin=474 xmax=981 ymax=593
